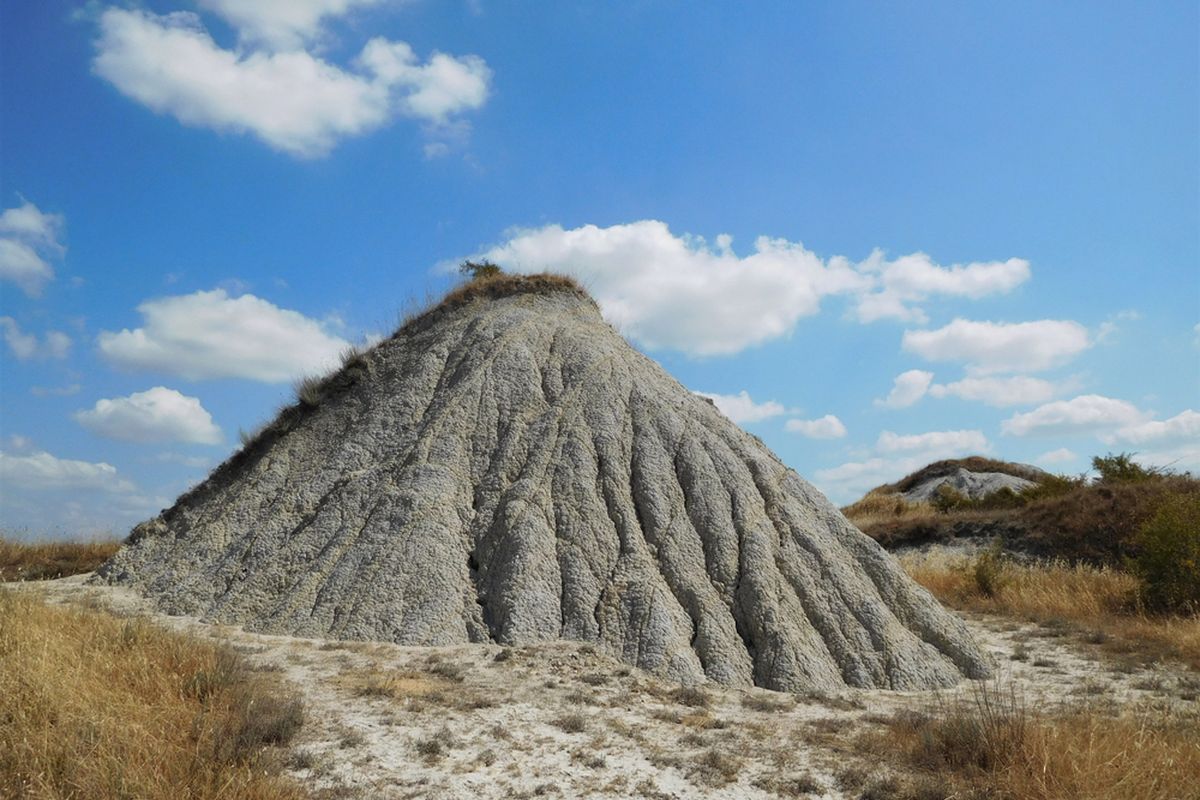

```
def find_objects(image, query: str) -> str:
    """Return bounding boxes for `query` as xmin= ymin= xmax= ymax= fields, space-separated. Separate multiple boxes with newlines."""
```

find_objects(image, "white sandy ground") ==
xmin=10 ymin=575 xmax=1199 ymax=800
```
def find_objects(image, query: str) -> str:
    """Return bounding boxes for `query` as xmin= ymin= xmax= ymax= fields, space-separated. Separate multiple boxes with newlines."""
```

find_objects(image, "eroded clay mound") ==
xmin=902 ymin=468 xmax=1039 ymax=503
xmin=99 ymin=278 xmax=991 ymax=692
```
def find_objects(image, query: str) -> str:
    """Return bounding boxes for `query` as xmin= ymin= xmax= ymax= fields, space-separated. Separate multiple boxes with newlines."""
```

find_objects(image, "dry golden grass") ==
xmin=858 ymin=681 xmax=1200 ymax=800
xmin=840 ymin=489 xmax=936 ymax=530
xmin=901 ymin=552 xmax=1200 ymax=669
xmin=339 ymin=667 xmax=458 ymax=700
xmin=0 ymin=537 xmax=120 ymax=581
xmin=336 ymin=665 xmax=495 ymax=712
xmin=0 ymin=589 xmax=305 ymax=800
xmin=397 ymin=271 xmax=592 ymax=335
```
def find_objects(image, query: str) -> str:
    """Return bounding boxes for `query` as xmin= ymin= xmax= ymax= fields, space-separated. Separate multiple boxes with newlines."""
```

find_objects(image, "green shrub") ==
xmin=459 ymin=259 xmax=502 ymax=280
xmin=1131 ymin=492 xmax=1200 ymax=612
xmin=976 ymin=486 xmax=1026 ymax=511
xmin=932 ymin=484 xmax=969 ymax=514
xmin=933 ymin=485 xmax=1028 ymax=514
xmin=970 ymin=542 xmax=1009 ymax=598
xmin=1021 ymin=472 xmax=1086 ymax=503
xmin=1093 ymin=452 xmax=1160 ymax=484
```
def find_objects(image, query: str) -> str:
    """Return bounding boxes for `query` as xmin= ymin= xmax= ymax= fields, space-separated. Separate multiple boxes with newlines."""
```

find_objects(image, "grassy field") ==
xmin=3 ymin=468 xmax=1195 ymax=799
xmin=900 ymin=550 xmax=1200 ymax=670
xmin=0 ymin=537 xmax=120 ymax=581
xmin=0 ymin=589 xmax=305 ymax=800
xmin=853 ymin=680 xmax=1200 ymax=800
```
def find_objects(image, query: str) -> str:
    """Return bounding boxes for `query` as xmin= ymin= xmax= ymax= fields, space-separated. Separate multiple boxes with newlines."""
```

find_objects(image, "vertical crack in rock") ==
xmin=97 ymin=276 xmax=992 ymax=692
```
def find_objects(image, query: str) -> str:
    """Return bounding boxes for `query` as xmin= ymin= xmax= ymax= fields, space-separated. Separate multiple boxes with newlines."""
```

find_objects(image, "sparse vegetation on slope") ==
xmin=0 ymin=589 xmax=305 ymax=799
xmin=0 ymin=537 xmax=120 ymax=581
xmin=168 ymin=270 xmax=591 ymax=521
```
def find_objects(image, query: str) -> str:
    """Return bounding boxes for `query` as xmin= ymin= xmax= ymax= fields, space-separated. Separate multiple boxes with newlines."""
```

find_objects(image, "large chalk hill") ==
xmin=99 ymin=275 xmax=991 ymax=691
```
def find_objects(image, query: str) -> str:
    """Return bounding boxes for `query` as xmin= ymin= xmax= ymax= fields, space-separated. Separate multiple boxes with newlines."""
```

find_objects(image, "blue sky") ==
xmin=1 ymin=0 xmax=1197 ymax=538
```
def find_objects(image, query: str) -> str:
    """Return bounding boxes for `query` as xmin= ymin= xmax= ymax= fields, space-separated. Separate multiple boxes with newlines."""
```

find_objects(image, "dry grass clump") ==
xmin=550 ymin=712 xmax=588 ymax=733
xmin=339 ymin=665 xmax=494 ymax=710
xmin=398 ymin=271 xmax=592 ymax=336
xmin=687 ymin=747 xmax=743 ymax=788
xmin=901 ymin=552 xmax=1200 ymax=668
xmin=741 ymin=691 xmax=796 ymax=712
xmin=859 ymin=681 xmax=1200 ymax=800
xmin=0 ymin=537 xmax=120 ymax=581
xmin=0 ymin=589 xmax=304 ymax=799
xmin=668 ymin=685 xmax=711 ymax=708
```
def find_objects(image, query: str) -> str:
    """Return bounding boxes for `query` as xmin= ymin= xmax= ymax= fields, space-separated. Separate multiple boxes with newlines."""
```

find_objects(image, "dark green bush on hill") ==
xmin=1092 ymin=452 xmax=1161 ymax=484
xmin=459 ymin=259 xmax=502 ymax=280
xmin=1131 ymin=492 xmax=1200 ymax=613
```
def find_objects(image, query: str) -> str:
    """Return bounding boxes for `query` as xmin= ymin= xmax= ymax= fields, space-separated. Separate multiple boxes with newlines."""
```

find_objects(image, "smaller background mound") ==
xmin=843 ymin=453 xmax=1200 ymax=567
xmin=897 ymin=463 xmax=1045 ymax=504
xmin=877 ymin=456 xmax=1047 ymax=497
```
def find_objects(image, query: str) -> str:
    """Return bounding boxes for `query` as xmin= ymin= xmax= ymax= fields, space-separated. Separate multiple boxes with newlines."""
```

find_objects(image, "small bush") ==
xmin=1131 ymin=492 xmax=1200 ymax=612
xmin=1093 ymin=452 xmax=1161 ymax=484
xmin=932 ymin=484 xmax=969 ymax=514
xmin=1021 ymin=472 xmax=1086 ymax=502
xmin=688 ymin=748 xmax=742 ymax=787
xmin=970 ymin=541 xmax=1008 ymax=598
xmin=459 ymin=259 xmax=503 ymax=280
xmin=670 ymin=685 xmax=711 ymax=708
xmin=551 ymin=713 xmax=587 ymax=733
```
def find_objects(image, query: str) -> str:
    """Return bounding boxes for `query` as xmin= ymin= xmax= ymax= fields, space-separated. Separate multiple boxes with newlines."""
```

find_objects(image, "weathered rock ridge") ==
xmin=99 ymin=277 xmax=991 ymax=691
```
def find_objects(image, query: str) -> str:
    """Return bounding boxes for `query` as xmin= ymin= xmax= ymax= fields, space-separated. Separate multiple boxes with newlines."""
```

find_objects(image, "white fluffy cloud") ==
xmin=785 ymin=415 xmax=847 ymax=439
xmin=0 ymin=199 xmax=65 ymax=252
xmin=875 ymin=429 xmax=990 ymax=455
xmin=197 ymin=0 xmax=386 ymax=49
xmin=813 ymin=428 xmax=990 ymax=503
xmin=1001 ymin=394 xmax=1149 ymax=437
xmin=0 ymin=450 xmax=135 ymax=493
xmin=97 ymin=289 xmax=350 ymax=382
xmin=928 ymin=375 xmax=1072 ymax=407
xmin=696 ymin=390 xmax=785 ymax=424
xmin=876 ymin=370 xmax=934 ymax=408
xmin=1108 ymin=409 xmax=1200 ymax=446
xmin=93 ymin=8 xmax=491 ymax=158
xmin=74 ymin=387 xmax=223 ymax=445
xmin=477 ymin=221 xmax=1028 ymax=356
xmin=358 ymin=40 xmax=491 ymax=123
xmin=0 ymin=317 xmax=71 ymax=360
xmin=902 ymin=318 xmax=1090 ymax=375
xmin=852 ymin=250 xmax=1029 ymax=323
xmin=0 ymin=199 xmax=64 ymax=297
